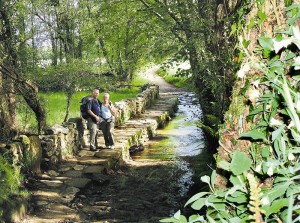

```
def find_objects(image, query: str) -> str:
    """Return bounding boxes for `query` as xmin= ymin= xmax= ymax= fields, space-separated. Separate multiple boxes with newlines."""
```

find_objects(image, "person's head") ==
xmin=92 ymin=89 xmax=99 ymax=99
xmin=103 ymin=93 xmax=110 ymax=102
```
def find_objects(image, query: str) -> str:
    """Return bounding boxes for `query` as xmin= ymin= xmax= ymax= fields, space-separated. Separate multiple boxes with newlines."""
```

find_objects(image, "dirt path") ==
xmin=144 ymin=66 xmax=184 ymax=93
xmin=23 ymin=68 xmax=189 ymax=223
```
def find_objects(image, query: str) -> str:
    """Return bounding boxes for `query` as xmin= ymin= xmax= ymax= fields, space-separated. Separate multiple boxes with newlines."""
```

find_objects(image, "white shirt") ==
xmin=101 ymin=105 xmax=112 ymax=119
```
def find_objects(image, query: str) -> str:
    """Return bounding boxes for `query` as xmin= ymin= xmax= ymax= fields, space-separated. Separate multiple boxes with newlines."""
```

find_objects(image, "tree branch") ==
xmin=138 ymin=0 xmax=186 ymax=44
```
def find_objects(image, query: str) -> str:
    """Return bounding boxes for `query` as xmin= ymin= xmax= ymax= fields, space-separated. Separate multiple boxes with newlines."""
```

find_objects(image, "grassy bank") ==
xmin=156 ymin=64 xmax=193 ymax=90
xmin=16 ymin=68 xmax=187 ymax=130
xmin=17 ymin=76 xmax=148 ymax=130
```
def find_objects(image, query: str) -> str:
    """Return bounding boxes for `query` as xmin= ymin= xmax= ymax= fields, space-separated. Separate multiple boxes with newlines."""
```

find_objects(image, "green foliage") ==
xmin=157 ymin=67 xmax=192 ymax=90
xmin=17 ymin=86 xmax=142 ymax=128
xmin=0 ymin=155 xmax=27 ymax=220
xmin=161 ymin=3 xmax=300 ymax=223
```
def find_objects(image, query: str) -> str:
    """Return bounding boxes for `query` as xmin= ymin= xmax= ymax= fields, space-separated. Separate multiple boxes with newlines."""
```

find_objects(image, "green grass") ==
xmin=16 ymin=66 xmax=189 ymax=130
xmin=17 ymin=85 xmax=147 ymax=130
xmin=131 ymin=73 xmax=150 ymax=86
xmin=156 ymin=67 xmax=193 ymax=90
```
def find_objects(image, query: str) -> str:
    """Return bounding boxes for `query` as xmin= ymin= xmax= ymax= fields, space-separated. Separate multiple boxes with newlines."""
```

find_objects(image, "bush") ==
xmin=0 ymin=155 xmax=26 ymax=220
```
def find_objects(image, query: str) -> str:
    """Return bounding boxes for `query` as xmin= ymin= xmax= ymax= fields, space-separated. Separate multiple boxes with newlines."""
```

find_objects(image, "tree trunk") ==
xmin=0 ymin=72 xmax=15 ymax=139
xmin=0 ymin=64 xmax=47 ymax=134
xmin=98 ymin=36 xmax=115 ymax=73
xmin=63 ymin=92 xmax=72 ymax=123
xmin=0 ymin=6 xmax=18 ymax=129
xmin=50 ymin=31 xmax=58 ymax=65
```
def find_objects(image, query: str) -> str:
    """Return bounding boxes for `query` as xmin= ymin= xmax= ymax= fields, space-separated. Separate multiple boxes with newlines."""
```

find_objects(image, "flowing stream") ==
xmin=131 ymin=91 xmax=206 ymax=211
xmin=69 ymin=91 xmax=208 ymax=222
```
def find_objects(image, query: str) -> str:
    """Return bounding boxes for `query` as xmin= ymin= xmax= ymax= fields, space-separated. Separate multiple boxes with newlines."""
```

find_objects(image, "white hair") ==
xmin=104 ymin=93 xmax=110 ymax=98
xmin=93 ymin=89 xmax=99 ymax=93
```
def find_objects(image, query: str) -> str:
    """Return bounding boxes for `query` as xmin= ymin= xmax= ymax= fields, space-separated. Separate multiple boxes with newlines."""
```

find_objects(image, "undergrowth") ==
xmin=0 ymin=155 xmax=27 ymax=220
xmin=161 ymin=2 xmax=300 ymax=223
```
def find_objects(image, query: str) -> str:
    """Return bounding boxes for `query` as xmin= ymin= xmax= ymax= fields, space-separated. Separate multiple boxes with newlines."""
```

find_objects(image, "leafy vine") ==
xmin=161 ymin=2 xmax=300 ymax=223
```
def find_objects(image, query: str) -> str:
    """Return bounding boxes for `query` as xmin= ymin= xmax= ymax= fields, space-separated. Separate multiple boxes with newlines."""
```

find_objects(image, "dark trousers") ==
xmin=100 ymin=121 xmax=114 ymax=146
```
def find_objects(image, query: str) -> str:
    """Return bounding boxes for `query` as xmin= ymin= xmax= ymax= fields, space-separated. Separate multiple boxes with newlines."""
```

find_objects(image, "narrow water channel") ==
xmin=131 ymin=91 xmax=206 ymax=210
xmin=133 ymin=92 xmax=204 ymax=159
xmin=70 ymin=91 xmax=208 ymax=223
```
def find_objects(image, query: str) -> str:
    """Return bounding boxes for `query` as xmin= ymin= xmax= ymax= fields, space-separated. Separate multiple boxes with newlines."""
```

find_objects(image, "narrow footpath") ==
xmin=23 ymin=68 xmax=186 ymax=223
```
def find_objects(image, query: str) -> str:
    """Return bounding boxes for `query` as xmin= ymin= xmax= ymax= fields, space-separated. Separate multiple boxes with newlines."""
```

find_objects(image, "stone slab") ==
xmin=61 ymin=170 xmax=83 ymax=178
xmin=83 ymin=165 xmax=105 ymax=174
xmin=65 ymin=178 xmax=91 ymax=188
xmin=40 ymin=180 xmax=64 ymax=188
xmin=78 ymin=150 xmax=96 ymax=157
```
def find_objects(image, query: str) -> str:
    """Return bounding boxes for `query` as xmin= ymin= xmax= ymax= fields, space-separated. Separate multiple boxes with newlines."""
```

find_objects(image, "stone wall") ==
xmin=0 ymin=84 xmax=167 ymax=222
xmin=79 ymin=84 xmax=159 ymax=149
xmin=0 ymin=84 xmax=159 ymax=173
xmin=0 ymin=135 xmax=42 ymax=175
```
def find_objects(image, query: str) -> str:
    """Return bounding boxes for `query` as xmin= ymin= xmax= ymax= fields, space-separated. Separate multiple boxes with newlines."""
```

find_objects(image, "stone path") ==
xmin=23 ymin=83 xmax=180 ymax=222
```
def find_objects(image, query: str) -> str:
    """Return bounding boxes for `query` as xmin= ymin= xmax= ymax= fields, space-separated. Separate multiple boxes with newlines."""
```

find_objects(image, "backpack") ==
xmin=80 ymin=96 xmax=102 ymax=119
xmin=80 ymin=96 xmax=93 ymax=119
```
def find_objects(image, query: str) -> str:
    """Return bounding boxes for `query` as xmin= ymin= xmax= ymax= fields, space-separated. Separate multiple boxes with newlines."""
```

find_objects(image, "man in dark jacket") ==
xmin=87 ymin=89 xmax=102 ymax=151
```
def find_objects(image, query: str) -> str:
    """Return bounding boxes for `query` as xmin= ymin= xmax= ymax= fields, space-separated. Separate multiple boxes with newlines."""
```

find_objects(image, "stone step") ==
xmin=24 ymin=92 xmax=179 ymax=222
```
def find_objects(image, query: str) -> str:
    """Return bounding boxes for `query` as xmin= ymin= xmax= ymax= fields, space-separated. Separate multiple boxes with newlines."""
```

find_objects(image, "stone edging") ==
xmin=0 ymin=84 xmax=162 ymax=223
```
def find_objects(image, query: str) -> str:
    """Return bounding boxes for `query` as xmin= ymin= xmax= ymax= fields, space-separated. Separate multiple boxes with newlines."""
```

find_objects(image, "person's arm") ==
xmin=87 ymin=109 xmax=99 ymax=120
xmin=108 ymin=101 xmax=116 ymax=116
xmin=87 ymin=101 xmax=100 ymax=122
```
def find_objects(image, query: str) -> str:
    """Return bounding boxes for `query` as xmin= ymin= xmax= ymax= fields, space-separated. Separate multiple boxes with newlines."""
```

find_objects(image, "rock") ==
xmin=36 ymin=201 xmax=49 ymax=206
xmin=24 ymin=135 xmax=42 ymax=174
xmin=48 ymin=170 xmax=59 ymax=177
xmin=40 ymin=179 xmax=63 ymax=188
xmin=61 ymin=170 xmax=82 ymax=178
xmin=60 ymin=186 xmax=80 ymax=203
xmin=59 ymin=166 xmax=72 ymax=172
xmin=9 ymin=142 xmax=24 ymax=167
xmin=50 ymin=156 xmax=59 ymax=164
xmin=73 ymin=165 xmax=85 ymax=171
xmin=40 ymin=174 xmax=51 ymax=179
xmin=45 ymin=124 xmax=69 ymax=135
xmin=83 ymin=166 xmax=105 ymax=174
xmin=61 ymin=186 xmax=80 ymax=198
xmin=65 ymin=178 xmax=91 ymax=188
xmin=78 ymin=150 xmax=95 ymax=157
xmin=129 ymin=144 xmax=144 ymax=154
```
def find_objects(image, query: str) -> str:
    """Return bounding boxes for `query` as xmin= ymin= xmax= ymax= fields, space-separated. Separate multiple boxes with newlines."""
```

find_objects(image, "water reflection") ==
xmin=132 ymin=92 xmax=205 ymax=159
xmin=132 ymin=92 xmax=205 ymax=198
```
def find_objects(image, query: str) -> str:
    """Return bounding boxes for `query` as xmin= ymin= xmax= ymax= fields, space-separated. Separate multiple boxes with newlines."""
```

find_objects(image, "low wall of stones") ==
xmin=0 ymin=84 xmax=159 ymax=174
xmin=0 ymin=84 xmax=160 ymax=222
xmin=75 ymin=84 xmax=159 ymax=149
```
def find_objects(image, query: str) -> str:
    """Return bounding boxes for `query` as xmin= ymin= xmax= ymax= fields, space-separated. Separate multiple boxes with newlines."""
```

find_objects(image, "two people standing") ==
xmin=86 ymin=89 xmax=115 ymax=151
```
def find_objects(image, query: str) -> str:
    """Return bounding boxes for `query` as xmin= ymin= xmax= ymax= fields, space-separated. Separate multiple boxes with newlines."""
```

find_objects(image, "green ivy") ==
xmin=161 ymin=3 xmax=300 ymax=223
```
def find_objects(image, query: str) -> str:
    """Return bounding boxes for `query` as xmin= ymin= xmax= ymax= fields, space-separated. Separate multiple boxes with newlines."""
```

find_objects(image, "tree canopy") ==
xmin=0 ymin=0 xmax=237 ymax=137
